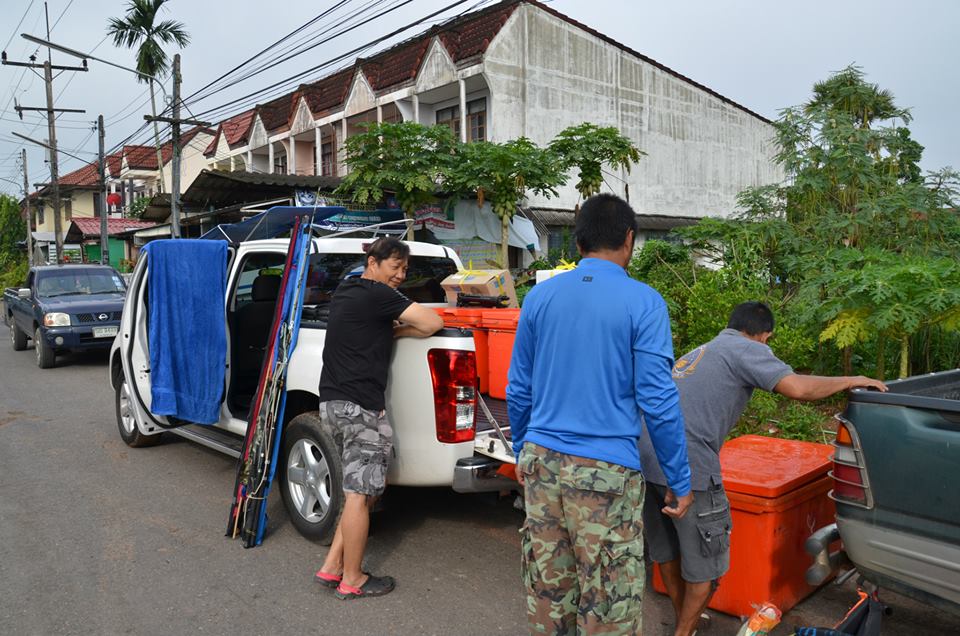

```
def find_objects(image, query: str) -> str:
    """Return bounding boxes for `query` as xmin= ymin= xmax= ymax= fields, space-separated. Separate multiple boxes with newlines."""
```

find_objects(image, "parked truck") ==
xmin=4 ymin=264 xmax=127 ymax=368
xmin=111 ymin=233 xmax=516 ymax=544
xmin=806 ymin=369 xmax=960 ymax=616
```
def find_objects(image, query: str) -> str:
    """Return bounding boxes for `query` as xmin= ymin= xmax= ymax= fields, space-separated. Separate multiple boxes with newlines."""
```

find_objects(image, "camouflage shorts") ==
xmin=518 ymin=442 xmax=646 ymax=636
xmin=320 ymin=401 xmax=393 ymax=497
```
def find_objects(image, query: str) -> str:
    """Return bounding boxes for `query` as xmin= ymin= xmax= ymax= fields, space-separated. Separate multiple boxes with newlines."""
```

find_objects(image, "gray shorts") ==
xmin=643 ymin=482 xmax=732 ymax=583
xmin=320 ymin=400 xmax=393 ymax=497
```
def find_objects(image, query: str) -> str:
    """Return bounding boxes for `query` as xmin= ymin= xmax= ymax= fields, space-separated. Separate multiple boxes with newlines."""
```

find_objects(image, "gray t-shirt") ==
xmin=638 ymin=328 xmax=793 ymax=491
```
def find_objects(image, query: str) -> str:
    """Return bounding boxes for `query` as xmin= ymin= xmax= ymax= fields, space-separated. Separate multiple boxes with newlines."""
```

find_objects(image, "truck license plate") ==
xmin=93 ymin=326 xmax=118 ymax=338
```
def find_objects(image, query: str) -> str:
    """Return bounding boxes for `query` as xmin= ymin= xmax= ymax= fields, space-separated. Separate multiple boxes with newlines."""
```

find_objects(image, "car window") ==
xmin=303 ymin=254 xmax=457 ymax=306
xmin=36 ymin=270 xmax=126 ymax=297
xmin=232 ymin=252 xmax=287 ymax=308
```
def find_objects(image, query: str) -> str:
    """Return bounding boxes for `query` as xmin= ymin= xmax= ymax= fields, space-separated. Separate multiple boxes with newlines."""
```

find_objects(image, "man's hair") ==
xmin=727 ymin=301 xmax=775 ymax=335
xmin=575 ymin=193 xmax=638 ymax=254
xmin=365 ymin=236 xmax=410 ymax=267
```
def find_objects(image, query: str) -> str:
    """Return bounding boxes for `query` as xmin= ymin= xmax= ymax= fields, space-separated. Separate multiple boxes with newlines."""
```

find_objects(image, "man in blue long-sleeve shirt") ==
xmin=507 ymin=193 xmax=693 ymax=635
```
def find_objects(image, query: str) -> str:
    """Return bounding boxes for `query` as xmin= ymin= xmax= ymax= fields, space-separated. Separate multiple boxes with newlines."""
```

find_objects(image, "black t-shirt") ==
xmin=317 ymin=277 xmax=413 ymax=411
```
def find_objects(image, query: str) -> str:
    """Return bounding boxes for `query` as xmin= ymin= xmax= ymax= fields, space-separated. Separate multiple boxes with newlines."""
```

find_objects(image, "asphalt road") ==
xmin=1 ymin=337 xmax=957 ymax=635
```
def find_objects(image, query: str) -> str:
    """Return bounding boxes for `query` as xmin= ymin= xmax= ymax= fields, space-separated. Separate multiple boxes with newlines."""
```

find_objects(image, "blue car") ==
xmin=4 ymin=264 xmax=127 ymax=368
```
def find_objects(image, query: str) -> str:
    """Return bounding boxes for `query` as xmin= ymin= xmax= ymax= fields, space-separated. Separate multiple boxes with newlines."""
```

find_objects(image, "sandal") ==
xmin=314 ymin=570 xmax=342 ymax=588
xmin=335 ymin=574 xmax=396 ymax=599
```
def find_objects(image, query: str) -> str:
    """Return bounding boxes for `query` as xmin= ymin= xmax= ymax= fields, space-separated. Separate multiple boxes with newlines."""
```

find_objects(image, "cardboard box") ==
xmin=441 ymin=269 xmax=518 ymax=308
xmin=535 ymin=268 xmax=574 ymax=284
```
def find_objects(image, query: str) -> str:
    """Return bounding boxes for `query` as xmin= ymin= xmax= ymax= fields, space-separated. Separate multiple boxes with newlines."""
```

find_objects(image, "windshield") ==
xmin=36 ymin=270 xmax=126 ymax=297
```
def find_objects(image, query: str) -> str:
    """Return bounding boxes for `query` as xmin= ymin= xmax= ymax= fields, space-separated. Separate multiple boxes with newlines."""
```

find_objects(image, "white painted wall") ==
xmin=482 ymin=4 xmax=783 ymax=219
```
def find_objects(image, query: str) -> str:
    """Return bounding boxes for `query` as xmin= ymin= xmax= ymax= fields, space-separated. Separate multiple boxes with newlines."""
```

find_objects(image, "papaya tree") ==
xmin=335 ymin=121 xmax=457 ymax=239
xmin=548 ymin=122 xmax=644 ymax=204
xmin=448 ymin=138 xmax=566 ymax=266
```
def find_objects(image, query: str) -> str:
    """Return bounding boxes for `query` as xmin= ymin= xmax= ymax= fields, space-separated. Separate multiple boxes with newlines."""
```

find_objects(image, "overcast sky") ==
xmin=1 ymin=0 xmax=957 ymax=197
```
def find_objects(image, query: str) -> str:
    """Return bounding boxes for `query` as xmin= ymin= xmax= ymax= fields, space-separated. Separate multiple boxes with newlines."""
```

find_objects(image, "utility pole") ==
xmin=21 ymin=150 xmax=34 ymax=267
xmin=144 ymin=54 xmax=209 ymax=239
xmin=2 ymin=54 xmax=87 ymax=265
xmin=97 ymin=115 xmax=107 ymax=264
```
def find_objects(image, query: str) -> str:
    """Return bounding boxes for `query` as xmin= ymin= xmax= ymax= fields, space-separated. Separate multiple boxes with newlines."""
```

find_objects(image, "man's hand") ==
xmin=515 ymin=467 xmax=525 ymax=487
xmin=848 ymin=376 xmax=888 ymax=392
xmin=661 ymin=488 xmax=693 ymax=519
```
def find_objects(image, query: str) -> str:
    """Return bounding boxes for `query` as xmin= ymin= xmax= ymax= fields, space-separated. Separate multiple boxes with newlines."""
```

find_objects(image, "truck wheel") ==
xmin=34 ymin=327 xmax=55 ymax=368
xmin=10 ymin=321 xmax=27 ymax=351
xmin=116 ymin=373 xmax=161 ymax=448
xmin=280 ymin=412 xmax=343 ymax=545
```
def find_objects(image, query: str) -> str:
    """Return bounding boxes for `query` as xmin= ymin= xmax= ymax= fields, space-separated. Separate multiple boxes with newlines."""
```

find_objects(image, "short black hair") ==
xmin=365 ymin=236 xmax=410 ymax=267
xmin=575 ymin=193 xmax=638 ymax=254
xmin=727 ymin=301 xmax=775 ymax=335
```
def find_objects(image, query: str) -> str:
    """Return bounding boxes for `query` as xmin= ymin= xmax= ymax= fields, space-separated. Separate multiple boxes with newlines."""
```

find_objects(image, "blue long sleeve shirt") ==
xmin=505 ymin=258 xmax=691 ymax=497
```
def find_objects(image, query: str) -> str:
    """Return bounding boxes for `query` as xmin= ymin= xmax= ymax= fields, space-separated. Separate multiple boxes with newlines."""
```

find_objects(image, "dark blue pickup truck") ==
xmin=3 ymin=265 xmax=126 ymax=368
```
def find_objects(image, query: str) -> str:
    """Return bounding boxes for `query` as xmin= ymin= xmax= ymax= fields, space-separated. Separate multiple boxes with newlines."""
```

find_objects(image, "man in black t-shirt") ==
xmin=314 ymin=237 xmax=443 ymax=600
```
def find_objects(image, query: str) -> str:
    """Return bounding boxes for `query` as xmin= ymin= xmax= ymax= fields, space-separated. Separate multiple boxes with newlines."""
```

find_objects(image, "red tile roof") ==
xmin=438 ymin=2 xmax=518 ymax=63
xmin=123 ymin=145 xmax=159 ymax=170
xmin=59 ymin=162 xmax=100 ymax=188
xmin=160 ymin=127 xmax=214 ymax=164
xmin=223 ymin=109 xmax=255 ymax=146
xmin=70 ymin=217 xmax=157 ymax=238
xmin=257 ymin=93 xmax=295 ymax=133
xmin=301 ymin=68 xmax=354 ymax=118
xmin=106 ymin=153 xmax=122 ymax=178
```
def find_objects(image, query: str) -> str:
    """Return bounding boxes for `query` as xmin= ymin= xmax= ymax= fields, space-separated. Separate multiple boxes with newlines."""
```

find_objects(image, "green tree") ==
xmin=334 ymin=122 xmax=457 ymax=240
xmin=682 ymin=65 xmax=960 ymax=377
xmin=0 ymin=194 xmax=28 ymax=288
xmin=549 ymin=123 xmax=644 ymax=204
xmin=108 ymin=0 xmax=190 ymax=193
xmin=449 ymin=138 xmax=566 ymax=266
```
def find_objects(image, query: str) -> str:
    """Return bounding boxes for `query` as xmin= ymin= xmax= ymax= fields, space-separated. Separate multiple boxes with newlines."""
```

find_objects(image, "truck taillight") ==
xmin=828 ymin=415 xmax=872 ymax=508
xmin=428 ymin=349 xmax=477 ymax=444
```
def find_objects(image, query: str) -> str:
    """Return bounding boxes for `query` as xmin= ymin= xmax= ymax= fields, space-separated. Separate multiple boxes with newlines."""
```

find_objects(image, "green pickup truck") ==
xmin=806 ymin=369 xmax=960 ymax=615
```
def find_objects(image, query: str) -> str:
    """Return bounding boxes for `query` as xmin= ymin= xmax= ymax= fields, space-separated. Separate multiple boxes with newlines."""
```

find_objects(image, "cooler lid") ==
xmin=481 ymin=308 xmax=521 ymax=328
xmin=720 ymin=435 xmax=834 ymax=499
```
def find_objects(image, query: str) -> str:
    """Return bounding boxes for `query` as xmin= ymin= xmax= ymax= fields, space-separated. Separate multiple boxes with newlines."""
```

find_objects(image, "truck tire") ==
xmin=34 ymin=327 xmax=55 ymax=368
xmin=116 ymin=372 xmax=161 ymax=448
xmin=280 ymin=411 xmax=343 ymax=545
xmin=10 ymin=321 xmax=27 ymax=351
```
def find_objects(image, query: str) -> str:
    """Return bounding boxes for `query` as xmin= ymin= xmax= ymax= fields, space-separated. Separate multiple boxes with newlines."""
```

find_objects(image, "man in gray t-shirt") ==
xmin=638 ymin=301 xmax=887 ymax=636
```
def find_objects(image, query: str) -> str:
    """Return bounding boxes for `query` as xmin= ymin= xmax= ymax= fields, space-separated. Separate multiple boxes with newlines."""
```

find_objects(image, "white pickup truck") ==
xmin=110 ymin=235 xmax=516 ymax=543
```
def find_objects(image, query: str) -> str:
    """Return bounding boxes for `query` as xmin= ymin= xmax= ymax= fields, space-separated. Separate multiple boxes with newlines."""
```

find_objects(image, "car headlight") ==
xmin=43 ymin=312 xmax=71 ymax=327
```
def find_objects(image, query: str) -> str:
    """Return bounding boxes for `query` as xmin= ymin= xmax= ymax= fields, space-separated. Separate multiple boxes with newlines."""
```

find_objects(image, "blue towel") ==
xmin=144 ymin=239 xmax=227 ymax=425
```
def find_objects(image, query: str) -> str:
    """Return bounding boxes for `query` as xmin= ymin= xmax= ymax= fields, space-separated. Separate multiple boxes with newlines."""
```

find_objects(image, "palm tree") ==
xmin=107 ymin=0 xmax=190 ymax=193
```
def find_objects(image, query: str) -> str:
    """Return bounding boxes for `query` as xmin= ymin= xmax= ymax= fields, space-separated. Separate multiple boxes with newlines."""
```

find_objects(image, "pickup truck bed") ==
xmin=808 ymin=369 xmax=960 ymax=616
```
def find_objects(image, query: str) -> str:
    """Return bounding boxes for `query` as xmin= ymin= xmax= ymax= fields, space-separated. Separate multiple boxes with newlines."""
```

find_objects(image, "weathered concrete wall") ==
xmin=162 ymin=131 xmax=214 ymax=194
xmin=483 ymin=4 xmax=783 ymax=219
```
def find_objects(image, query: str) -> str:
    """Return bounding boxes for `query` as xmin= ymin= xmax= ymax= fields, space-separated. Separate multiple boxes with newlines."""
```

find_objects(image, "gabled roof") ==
xmin=105 ymin=153 xmax=122 ymax=178
xmin=69 ymin=217 xmax=157 ymax=238
xmin=123 ymin=145 xmax=159 ymax=170
xmin=300 ymin=68 xmax=354 ymax=118
xmin=257 ymin=93 xmax=295 ymax=133
xmin=204 ymin=109 xmax=256 ymax=156
xmin=58 ymin=162 xmax=100 ymax=188
xmin=160 ymin=126 xmax=214 ymax=164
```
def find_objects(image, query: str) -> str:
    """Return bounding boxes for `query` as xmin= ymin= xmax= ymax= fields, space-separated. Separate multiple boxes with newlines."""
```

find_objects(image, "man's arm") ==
xmin=774 ymin=374 xmax=888 ymax=401
xmin=506 ymin=307 xmax=535 ymax=462
xmin=394 ymin=303 xmax=443 ymax=338
xmin=634 ymin=303 xmax=692 ymax=517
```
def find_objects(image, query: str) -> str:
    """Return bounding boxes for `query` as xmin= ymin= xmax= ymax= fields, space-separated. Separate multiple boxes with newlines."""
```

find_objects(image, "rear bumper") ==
xmin=452 ymin=455 xmax=519 ymax=494
xmin=41 ymin=325 xmax=117 ymax=350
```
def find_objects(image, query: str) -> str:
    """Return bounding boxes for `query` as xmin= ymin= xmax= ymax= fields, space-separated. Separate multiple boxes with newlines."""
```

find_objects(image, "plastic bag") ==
xmin=736 ymin=602 xmax=782 ymax=636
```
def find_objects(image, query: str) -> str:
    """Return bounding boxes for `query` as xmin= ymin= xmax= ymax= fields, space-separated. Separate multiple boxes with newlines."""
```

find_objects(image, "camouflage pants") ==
xmin=320 ymin=400 xmax=392 ymax=497
xmin=518 ymin=442 xmax=646 ymax=636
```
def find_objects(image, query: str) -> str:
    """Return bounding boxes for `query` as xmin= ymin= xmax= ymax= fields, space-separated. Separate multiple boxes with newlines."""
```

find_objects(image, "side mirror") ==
xmin=17 ymin=288 xmax=31 ymax=299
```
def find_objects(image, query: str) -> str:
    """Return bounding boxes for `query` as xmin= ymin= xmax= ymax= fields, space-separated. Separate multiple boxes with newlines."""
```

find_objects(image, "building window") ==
xmin=436 ymin=98 xmax=486 ymax=142
xmin=64 ymin=199 xmax=72 ymax=221
xmin=321 ymin=141 xmax=334 ymax=176
xmin=38 ymin=204 xmax=44 ymax=225
xmin=273 ymin=152 xmax=287 ymax=174
xmin=436 ymin=105 xmax=460 ymax=139
xmin=467 ymin=98 xmax=486 ymax=142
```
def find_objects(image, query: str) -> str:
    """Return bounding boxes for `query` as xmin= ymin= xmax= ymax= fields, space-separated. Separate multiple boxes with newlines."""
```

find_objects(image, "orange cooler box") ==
xmin=481 ymin=309 xmax=521 ymax=400
xmin=434 ymin=307 xmax=490 ymax=393
xmin=652 ymin=435 xmax=836 ymax=617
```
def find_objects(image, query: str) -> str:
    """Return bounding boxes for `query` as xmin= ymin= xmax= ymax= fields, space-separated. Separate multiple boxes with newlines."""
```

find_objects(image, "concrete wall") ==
xmin=483 ymin=4 xmax=783 ymax=219
xmin=162 ymin=131 xmax=215 ymax=194
xmin=36 ymin=190 xmax=94 ymax=233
